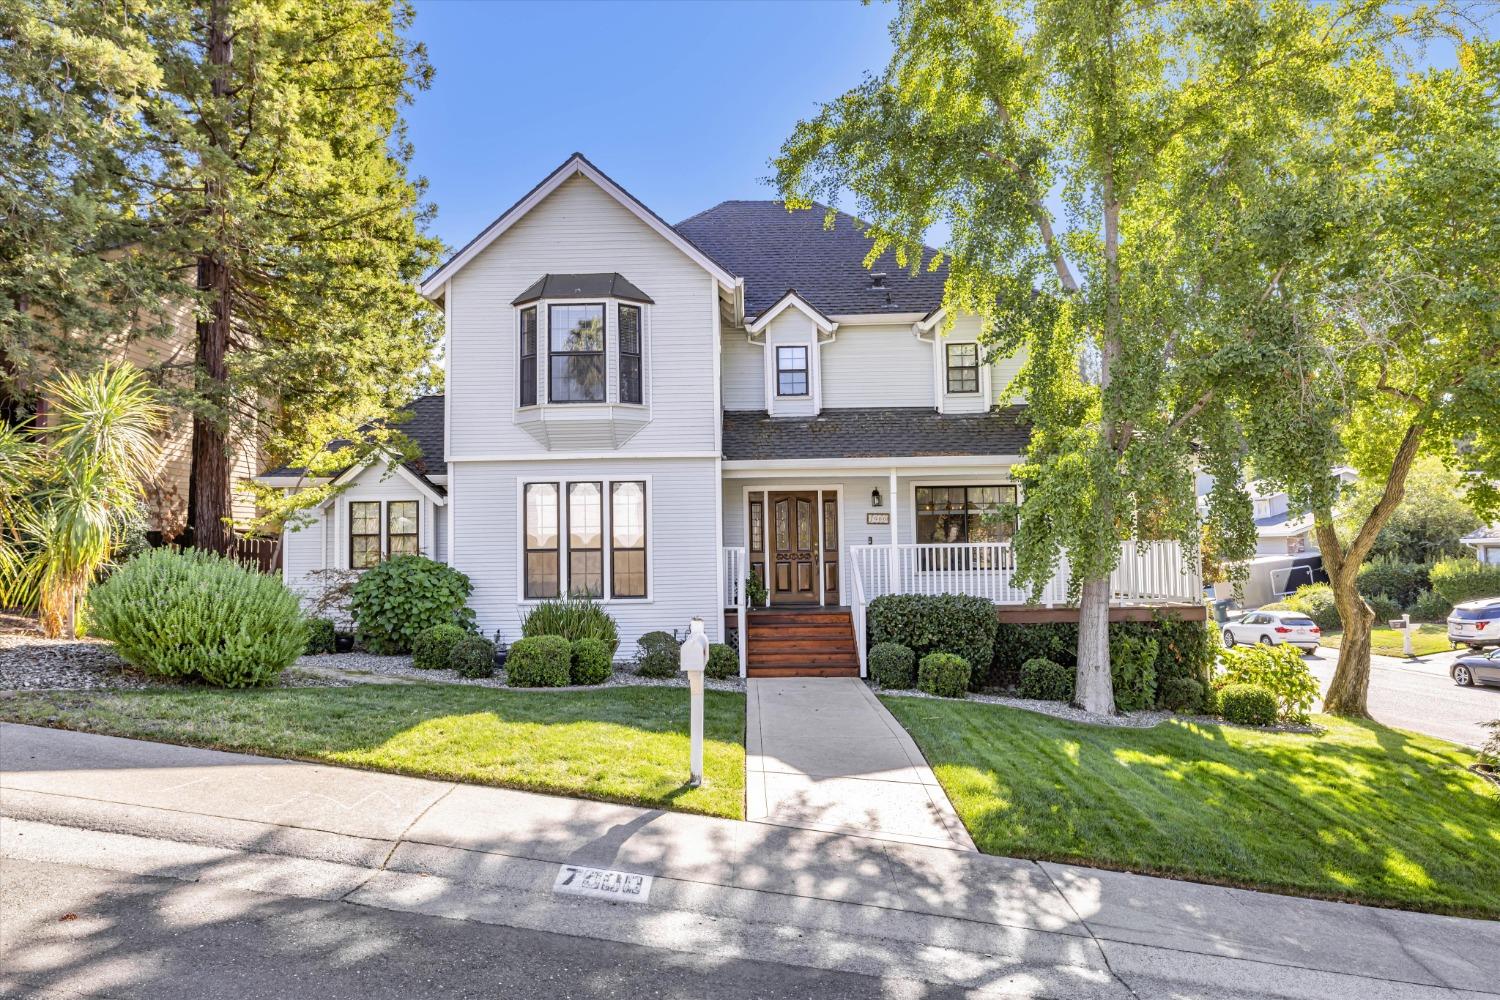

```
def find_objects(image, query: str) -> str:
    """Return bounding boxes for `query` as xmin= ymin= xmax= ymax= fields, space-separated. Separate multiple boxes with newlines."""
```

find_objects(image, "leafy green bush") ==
xmin=1356 ymin=557 xmax=1428 ymax=609
xmin=869 ymin=594 xmax=994 ymax=690
xmin=917 ymin=652 xmax=970 ymax=698
xmin=1217 ymin=683 xmax=1278 ymax=726
xmin=634 ymin=630 xmax=680 ymax=678
xmin=1482 ymin=720 xmax=1499 ymax=769
xmin=304 ymin=618 xmax=336 ymax=655
xmin=412 ymin=623 xmax=468 ymax=670
xmin=521 ymin=598 xmax=619 ymax=651
xmin=506 ymin=635 xmax=569 ymax=686
xmin=989 ymin=614 xmax=1211 ymax=699
xmin=990 ymin=620 xmax=1075 ymax=687
xmin=1160 ymin=676 xmax=1206 ymax=713
xmin=1282 ymin=583 xmax=1340 ymax=632
xmin=570 ymin=637 xmax=613 ymax=685
xmin=1018 ymin=657 xmax=1073 ymax=701
xmin=1215 ymin=642 xmax=1319 ymax=723
xmin=1408 ymin=589 xmax=1452 ymax=622
xmin=869 ymin=642 xmax=916 ymax=689
xmin=350 ymin=555 xmax=474 ymax=654
xmin=706 ymin=643 xmax=738 ymax=680
xmin=450 ymin=635 xmax=497 ymax=678
xmin=1366 ymin=593 xmax=1403 ymax=624
xmin=1429 ymin=557 xmax=1500 ymax=606
xmin=88 ymin=548 xmax=305 ymax=688
xmin=1109 ymin=633 xmax=1159 ymax=712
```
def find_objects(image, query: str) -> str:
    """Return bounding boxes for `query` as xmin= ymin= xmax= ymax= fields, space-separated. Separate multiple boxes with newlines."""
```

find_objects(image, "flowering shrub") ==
xmin=1215 ymin=643 xmax=1319 ymax=723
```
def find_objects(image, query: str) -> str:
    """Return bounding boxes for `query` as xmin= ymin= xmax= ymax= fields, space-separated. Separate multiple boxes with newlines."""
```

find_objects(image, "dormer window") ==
xmin=776 ymin=346 xmax=809 ymax=396
xmin=946 ymin=343 xmax=980 ymax=394
xmin=548 ymin=303 xmax=606 ymax=403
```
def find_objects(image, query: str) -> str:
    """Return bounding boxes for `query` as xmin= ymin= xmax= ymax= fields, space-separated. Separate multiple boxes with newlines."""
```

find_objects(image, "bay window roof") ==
xmin=512 ymin=273 xmax=654 ymax=306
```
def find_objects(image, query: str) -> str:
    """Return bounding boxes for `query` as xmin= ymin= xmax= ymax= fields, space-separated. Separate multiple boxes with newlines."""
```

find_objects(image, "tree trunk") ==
xmin=187 ymin=0 xmax=235 ymax=556
xmin=1324 ymin=571 xmax=1374 ymax=717
xmin=1075 ymin=575 xmax=1116 ymax=714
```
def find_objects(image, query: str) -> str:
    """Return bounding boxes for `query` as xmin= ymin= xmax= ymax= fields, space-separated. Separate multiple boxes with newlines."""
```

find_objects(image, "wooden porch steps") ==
xmin=743 ymin=606 xmax=859 ymax=678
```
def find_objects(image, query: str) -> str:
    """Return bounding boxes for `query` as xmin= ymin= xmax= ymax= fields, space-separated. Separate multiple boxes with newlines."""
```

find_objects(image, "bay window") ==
xmin=519 ymin=306 xmax=538 ymax=406
xmin=548 ymin=304 xmax=606 ymax=403
xmin=618 ymin=304 xmax=642 ymax=404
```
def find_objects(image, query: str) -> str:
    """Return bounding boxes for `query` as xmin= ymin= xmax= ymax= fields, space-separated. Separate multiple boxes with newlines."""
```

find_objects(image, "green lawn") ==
xmin=0 ymin=684 xmax=745 ymax=819
xmin=882 ymin=696 xmax=1499 ymax=918
xmin=1322 ymin=623 xmax=1452 ymax=658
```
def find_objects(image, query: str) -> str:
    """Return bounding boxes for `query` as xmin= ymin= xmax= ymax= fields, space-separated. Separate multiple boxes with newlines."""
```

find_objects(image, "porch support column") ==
xmin=816 ymin=488 xmax=826 ymax=607
xmin=887 ymin=469 xmax=899 ymax=591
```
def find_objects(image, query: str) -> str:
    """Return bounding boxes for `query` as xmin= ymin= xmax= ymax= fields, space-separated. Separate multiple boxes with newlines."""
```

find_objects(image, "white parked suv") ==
xmin=1222 ymin=609 xmax=1322 ymax=654
xmin=1448 ymin=597 xmax=1500 ymax=651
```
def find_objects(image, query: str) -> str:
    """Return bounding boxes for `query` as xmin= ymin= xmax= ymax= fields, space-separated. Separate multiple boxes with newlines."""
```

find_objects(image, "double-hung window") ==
xmin=776 ymin=346 xmax=808 ymax=396
xmin=350 ymin=500 xmax=419 ymax=568
xmin=525 ymin=479 xmax=648 ymax=600
xmin=946 ymin=343 xmax=980 ymax=394
xmin=618 ymin=304 xmax=642 ymax=404
xmin=548 ymin=304 xmax=606 ymax=403
xmin=519 ymin=306 xmax=538 ymax=406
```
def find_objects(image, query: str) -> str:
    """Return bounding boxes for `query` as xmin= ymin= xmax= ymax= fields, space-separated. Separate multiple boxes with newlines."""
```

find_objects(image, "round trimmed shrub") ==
xmin=869 ymin=594 xmax=994 ymax=690
xmin=1217 ymin=683 xmax=1278 ymax=726
xmin=350 ymin=555 xmax=475 ymax=654
xmin=1019 ymin=657 xmax=1073 ymax=701
xmin=506 ymin=635 xmax=570 ymax=686
xmin=88 ymin=548 xmax=305 ymax=688
xmin=522 ymin=598 xmax=619 ymax=651
xmin=917 ymin=652 xmax=970 ymax=699
xmin=571 ymin=637 xmax=613 ymax=685
xmin=412 ymin=623 xmax=468 ymax=670
xmin=706 ymin=643 xmax=738 ymax=680
xmin=1215 ymin=642 xmax=1319 ymax=723
xmin=1160 ymin=676 xmax=1206 ymax=713
xmin=304 ymin=617 xmax=336 ymax=655
xmin=450 ymin=635 xmax=497 ymax=678
xmin=869 ymin=642 xmax=916 ymax=689
xmin=634 ymin=630 xmax=680 ymax=678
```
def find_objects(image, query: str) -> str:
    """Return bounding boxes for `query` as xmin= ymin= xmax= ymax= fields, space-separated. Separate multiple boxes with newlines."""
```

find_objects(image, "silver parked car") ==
xmin=1221 ymin=609 xmax=1322 ymax=653
xmin=1450 ymin=647 xmax=1500 ymax=688
xmin=1448 ymin=597 xmax=1500 ymax=651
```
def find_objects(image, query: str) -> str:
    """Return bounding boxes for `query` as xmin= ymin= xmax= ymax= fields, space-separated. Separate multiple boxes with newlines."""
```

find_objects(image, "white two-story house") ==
xmin=264 ymin=154 xmax=1201 ymax=676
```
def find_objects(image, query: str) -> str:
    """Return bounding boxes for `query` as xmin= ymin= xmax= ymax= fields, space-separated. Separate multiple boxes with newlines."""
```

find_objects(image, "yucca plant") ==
xmin=1 ymin=364 xmax=163 ymax=637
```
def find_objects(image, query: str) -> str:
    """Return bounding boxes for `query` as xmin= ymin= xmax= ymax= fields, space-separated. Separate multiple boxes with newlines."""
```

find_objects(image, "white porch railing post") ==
xmin=887 ymin=470 xmax=900 ymax=592
xmin=722 ymin=546 xmax=748 ymax=678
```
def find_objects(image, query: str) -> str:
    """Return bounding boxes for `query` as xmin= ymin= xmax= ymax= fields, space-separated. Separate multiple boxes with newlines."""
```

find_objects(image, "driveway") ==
xmin=1306 ymin=648 xmax=1497 ymax=748
xmin=745 ymin=677 xmax=976 ymax=850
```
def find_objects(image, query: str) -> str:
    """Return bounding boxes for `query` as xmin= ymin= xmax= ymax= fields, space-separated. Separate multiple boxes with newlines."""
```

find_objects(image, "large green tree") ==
xmin=1 ymin=1 xmax=441 ymax=551
xmin=774 ymin=0 xmax=1416 ymax=712
xmin=1227 ymin=40 xmax=1499 ymax=715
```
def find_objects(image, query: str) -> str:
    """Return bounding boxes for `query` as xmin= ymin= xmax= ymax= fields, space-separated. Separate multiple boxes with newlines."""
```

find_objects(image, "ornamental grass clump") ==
xmin=88 ymin=547 xmax=305 ymax=687
xmin=521 ymin=597 xmax=619 ymax=651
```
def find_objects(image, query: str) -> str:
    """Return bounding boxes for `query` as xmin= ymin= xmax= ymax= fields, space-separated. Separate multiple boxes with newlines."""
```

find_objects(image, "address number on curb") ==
xmin=553 ymin=864 xmax=654 ymax=904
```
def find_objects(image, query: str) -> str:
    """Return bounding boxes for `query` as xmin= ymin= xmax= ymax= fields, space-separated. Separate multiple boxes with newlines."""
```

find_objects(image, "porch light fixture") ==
xmin=871 ymin=488 xmax=883 ymax=508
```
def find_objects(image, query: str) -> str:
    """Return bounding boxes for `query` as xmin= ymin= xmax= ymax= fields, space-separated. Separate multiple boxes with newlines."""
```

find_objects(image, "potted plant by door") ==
xmin=746 ymin=574 xmax=768 ymax=609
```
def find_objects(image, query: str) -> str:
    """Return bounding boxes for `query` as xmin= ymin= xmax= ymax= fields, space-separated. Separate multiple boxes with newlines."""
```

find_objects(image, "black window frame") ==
xmin=386 ymin=500 xmax=419 ymax=558
xmin=610 ymin=480 xmax=648 ymax=599
xmin=519 ymin=306 xmax=538 ymax=407
xmin=524 ymin=482 xmax=561 ymax=599
xmin=776 ymin=345 xmax=809 ymax=397
xmin=946 ymin=343 xmax=980 ymax=394
xmin=350 ymin=500 xmax=382 ymax=569
xmin=914 ymin=485 xmax=1018 ymax=544
xmin=566 ymin=481 xmax=604 ymax=599
xmin=547 ymin=303 xmax=607 ymax=404
xmin=618 ymin=304 xmax=643 ymax=405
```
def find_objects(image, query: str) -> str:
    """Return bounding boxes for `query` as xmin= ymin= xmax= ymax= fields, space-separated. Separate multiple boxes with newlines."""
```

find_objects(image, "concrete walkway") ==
xmin=3 ymin=723 xmax=1498 ymax=999
xmin=746 ymin=677 xmax=976 ymax=851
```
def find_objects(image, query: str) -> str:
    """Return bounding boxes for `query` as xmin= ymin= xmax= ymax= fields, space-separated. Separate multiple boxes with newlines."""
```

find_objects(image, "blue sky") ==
xmin=404 ymin=1 xmax=1489 ymax=254
xmin=406 ymin=0 xmax=895 ymax=252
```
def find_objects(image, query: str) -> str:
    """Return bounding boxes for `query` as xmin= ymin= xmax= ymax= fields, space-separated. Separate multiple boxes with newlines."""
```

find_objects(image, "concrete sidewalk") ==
xmin=746 ymin=677 xmax=976 ymax=850
xmin=3 ymin=723 xmax=1497 ymax=999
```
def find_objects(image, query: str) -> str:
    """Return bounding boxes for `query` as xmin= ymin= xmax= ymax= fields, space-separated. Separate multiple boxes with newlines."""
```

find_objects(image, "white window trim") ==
xmin=907 ymin=477 xmax=1022 ymax=546
xmin=515 ymin=296 xmax=652 ymax=415
xmin=515 ymin=474 xmax=655 ymax=605
xmin=338 ymin=496 xmax=429 ymax=570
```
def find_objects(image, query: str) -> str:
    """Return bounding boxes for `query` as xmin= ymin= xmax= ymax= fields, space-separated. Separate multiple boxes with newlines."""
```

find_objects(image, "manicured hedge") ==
xmin=304 ymin=617 xmax=336 ymax=655
xmin=506 ymin=635 xmax=569 ymax=686
xmin=1160 ymin=676 xmax=1207 ymax=713
xmin=1217 ymin=683 xmax=1278 ymax=726
xmin=869 ymin=594 xmax=994 ymax=690
xmin=634 ymin=631 xmax=680 ymax=678
xmin=1429 ymin=558 xmax=1500 ymax=606
xmin=869 ymin=642 xmax=916 ymax=689
xmin=570 ymin=637 xmax=613 ymax=685
xmin=705 ymin=643 xmax=738 ymax=680
xmin=412 ymin=623 xmax=469 ymax=670
xmin=1018 ymin=657 xmax=1073 ymax=701
xmin=917 ymin=652 xmax=970 ymax=698
xmin=450 ymin=635 xmax=497 ymax=678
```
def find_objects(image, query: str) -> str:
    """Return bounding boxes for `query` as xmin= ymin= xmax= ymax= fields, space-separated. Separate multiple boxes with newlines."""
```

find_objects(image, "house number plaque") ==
xmin=866 ymin=513 xmax=891 ymax=525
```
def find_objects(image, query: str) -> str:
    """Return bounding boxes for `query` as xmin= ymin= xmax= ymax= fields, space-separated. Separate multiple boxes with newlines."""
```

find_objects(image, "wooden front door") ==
xmin=770 ymin=492 xmax=819 ymax=603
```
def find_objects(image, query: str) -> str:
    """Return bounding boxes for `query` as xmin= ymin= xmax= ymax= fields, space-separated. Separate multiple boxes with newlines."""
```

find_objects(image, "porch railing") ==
xmin=722 ymin=546 xmax=748 ymax=677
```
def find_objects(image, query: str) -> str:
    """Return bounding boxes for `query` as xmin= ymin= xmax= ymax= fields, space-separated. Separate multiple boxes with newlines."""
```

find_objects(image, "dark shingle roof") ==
xmin=513 ymin=273 xmax=653 ymax=305
xmin=260 ymin=394 xmax=446 ymax=489
xmin=722 ymin=406 xmax=1030 ymax=462
xmin=675 ymin=201 xmax=947 ymax=320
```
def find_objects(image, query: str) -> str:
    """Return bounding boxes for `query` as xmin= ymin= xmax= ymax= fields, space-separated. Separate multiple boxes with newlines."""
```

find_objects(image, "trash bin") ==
xmin=1212 ymin=599 xmax=1234 ymax=625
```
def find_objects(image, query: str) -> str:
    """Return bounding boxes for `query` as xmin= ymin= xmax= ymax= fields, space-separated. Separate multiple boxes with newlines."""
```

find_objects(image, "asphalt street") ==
xmin=1305 ymin=647 xmax=1497 ymax=748
xmin=0 ymin=857 xmax=951 ymax=1000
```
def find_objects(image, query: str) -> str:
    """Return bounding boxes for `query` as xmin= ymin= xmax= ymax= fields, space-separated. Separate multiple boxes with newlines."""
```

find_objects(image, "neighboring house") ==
xmin=1462 ymin=525 xmax=1500 ymax=565
xmin=263 ymin=153 xmax=1201 ymax=676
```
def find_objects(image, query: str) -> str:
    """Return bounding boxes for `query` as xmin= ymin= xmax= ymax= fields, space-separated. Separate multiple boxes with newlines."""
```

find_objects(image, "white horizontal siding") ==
xmin=451 ymin=456 xmax=722 ymax=655
xmin=763 ymin=311 xmax=818 ymax=417
xmin=447 ymin=174 xmax=718 ymax=458
xmin=720 ymin=329 xmax=764 ymax=411
xmin=821 ymin=324 xmax=933 ymax=409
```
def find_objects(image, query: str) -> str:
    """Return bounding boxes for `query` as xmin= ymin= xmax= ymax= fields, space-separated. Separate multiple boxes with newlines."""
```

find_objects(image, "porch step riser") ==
xmin=747 ymin=666 xmax=860 ymax=678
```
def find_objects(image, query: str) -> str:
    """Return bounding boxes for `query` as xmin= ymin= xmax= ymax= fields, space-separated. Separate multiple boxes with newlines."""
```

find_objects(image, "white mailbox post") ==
xmin=679 ymin=617 xmax=710 ymax=787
